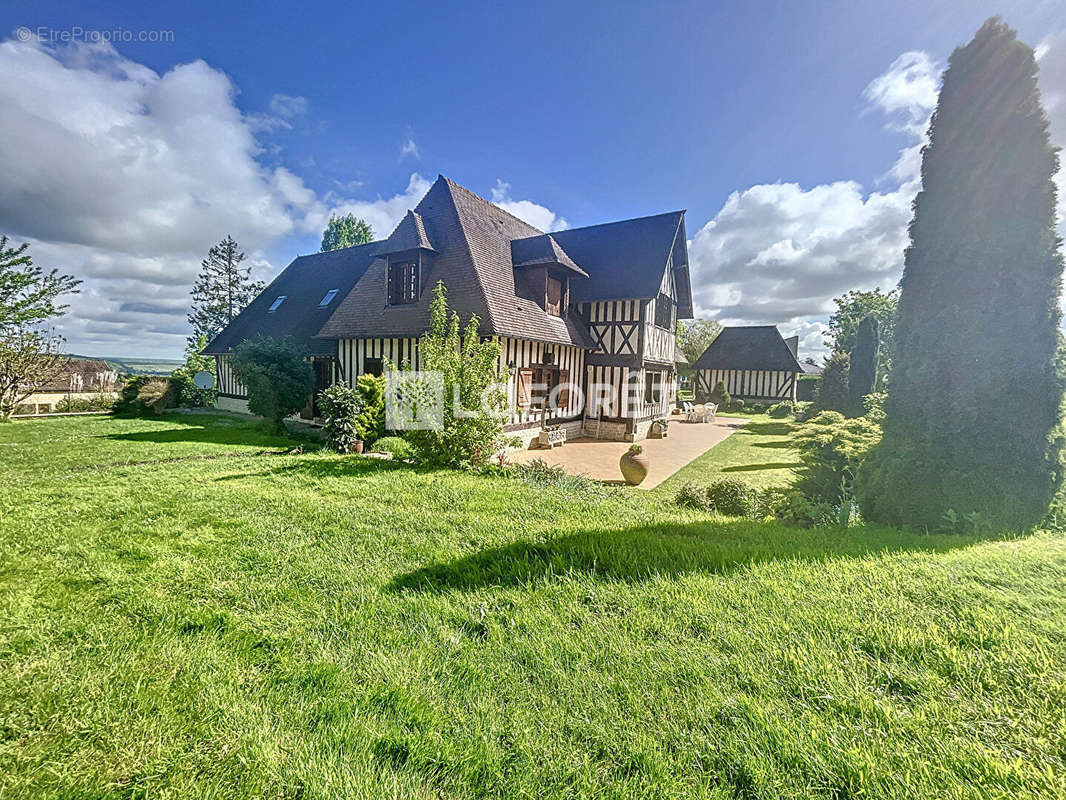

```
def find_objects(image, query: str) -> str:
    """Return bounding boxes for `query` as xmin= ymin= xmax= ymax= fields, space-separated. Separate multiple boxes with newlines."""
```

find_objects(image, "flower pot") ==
xmin=619 ymin=448 xmax=650 ymax=485
xmin=353 ymin=439 xmax=364 ymax=454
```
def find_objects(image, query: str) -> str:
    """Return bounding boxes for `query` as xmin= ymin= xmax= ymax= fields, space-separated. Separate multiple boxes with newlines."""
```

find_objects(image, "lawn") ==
xmin=0 ymin=413 xmax=1064 ymax=799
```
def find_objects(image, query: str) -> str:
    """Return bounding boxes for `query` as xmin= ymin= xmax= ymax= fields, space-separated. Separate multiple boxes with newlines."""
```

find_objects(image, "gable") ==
xmin=692 ymin=326 xmax=804 ymax=372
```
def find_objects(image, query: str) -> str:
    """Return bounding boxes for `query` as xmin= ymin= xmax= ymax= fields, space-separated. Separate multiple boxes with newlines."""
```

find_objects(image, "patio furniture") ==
xmin=537 ymin=427 xmax=567 ymax=449
xmin=686 ymin=403 xmax=717 ymax=423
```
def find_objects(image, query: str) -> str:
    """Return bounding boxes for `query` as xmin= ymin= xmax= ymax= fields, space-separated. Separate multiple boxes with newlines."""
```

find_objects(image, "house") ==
xmin=204 ymin=175 xmax=693 ymax=443
xmin=691 ymin=325 xmax=803 ymax=403
xmin=16 ymin=357 xmax=120 ymax=414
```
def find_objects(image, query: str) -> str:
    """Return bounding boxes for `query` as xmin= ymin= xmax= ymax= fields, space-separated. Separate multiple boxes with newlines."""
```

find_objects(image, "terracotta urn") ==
xmin=352 ymin=439 xmax=364 ymax=454
xmin=619 ymin=444 xmax=650 ymax=486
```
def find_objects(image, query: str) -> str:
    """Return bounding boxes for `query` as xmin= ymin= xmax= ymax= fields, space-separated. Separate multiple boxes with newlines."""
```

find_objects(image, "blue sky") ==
xmin=1 ymin=0 xmax=1064 ymax=358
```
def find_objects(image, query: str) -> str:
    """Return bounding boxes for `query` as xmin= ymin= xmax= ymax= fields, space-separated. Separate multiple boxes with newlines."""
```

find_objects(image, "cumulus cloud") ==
xmin=400 ymin=135 xmax=421 ymax=160
xmin=320 ymin=173 xmax=433 ymax=241
xmin=688 ymin=49 xmax=942 ymax=360
xmin=0 ymin=38 xmax=331 ymax=355
xmin=490 ymin=180 xmax=568 ymax=232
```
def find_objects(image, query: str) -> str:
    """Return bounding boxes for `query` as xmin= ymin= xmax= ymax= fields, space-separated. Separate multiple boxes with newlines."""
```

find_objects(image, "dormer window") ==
xmin=546 ymin=276 xmax=563 ymax=316
xmin=268 ymin=295 xmax=286 ymax=312
xmin=319 ymin=289 xmax=339 ymax=307
xmin=388 ymin=259 xmax=419 ymax=305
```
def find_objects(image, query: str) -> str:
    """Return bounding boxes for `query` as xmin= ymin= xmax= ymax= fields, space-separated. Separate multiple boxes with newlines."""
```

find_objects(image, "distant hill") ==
xmin=68 ymin=354 xmax=183 ymax=376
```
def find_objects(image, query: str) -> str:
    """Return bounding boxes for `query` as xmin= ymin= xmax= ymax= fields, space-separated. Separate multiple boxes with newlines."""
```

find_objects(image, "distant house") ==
xmin=17 ymin=357 xmax=120 ymax=414
xmin=204 ymin=175 xmax=692 ymax=443
xmin=691 ymin=326 xmax=803 ymax=403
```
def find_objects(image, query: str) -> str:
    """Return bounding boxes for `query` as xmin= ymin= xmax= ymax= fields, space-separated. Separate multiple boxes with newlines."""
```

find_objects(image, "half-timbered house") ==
xmin=691 ymin=325 xmax=803 ymax=403
xmin=204 ymin=175 xmax=692 ymax=444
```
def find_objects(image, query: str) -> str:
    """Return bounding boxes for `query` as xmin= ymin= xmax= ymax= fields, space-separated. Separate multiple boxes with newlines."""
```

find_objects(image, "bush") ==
xmin=55 ymin=395 xmax=116 ymax=413
xmin=675 ymin=478 xmax=755 ymax=517
xmin=117 ymin=376 xmax=176 ymax=415
xmin=729 ymin=398 xmax=745 ymax=412
xmin=862 ymin=391 xmax=887 ymax=424
xmin=169 ymin=334 xmax=217 ymax=408
xmin=793 ymin=401 xmax=815 ymax=422
xmin=768 ymin=401 xmax=794 ymax=418
xmin=791 ymin=411 xmax=881 ymax=503
xmin=708 ymin=380 xmax=731 ymax=409
xmin=814 ymin=351 xmax=850 ymax=414
xmin=318 ymin=383 xmax=362 ymax=453
xmin=394 ymin=282 xmax=507 ymax=469
xmin=230 ymin=336 xmax=314 ymax=432
xmin=371 ymin=435 xmax=413 ymax=460
xmin=772 ymin=490 xmax=836 ymax=528
xmin=354 ymin=374 xmax=386 ymax=447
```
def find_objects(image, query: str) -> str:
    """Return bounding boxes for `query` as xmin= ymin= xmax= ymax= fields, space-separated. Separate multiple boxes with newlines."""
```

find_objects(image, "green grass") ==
xmin=0 ymin=413 xmax=1064 ymax=799
xmin=658 ymin=412 xmax=802 ymax=493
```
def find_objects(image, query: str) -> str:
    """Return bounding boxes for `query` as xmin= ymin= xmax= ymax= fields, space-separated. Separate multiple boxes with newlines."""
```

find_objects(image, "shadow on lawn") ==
xmin=105 ymin=414 xmax=307 ymax=448
xmin=388 ymin=520 xmax=1000 ymax=593
xmin=213 ymin=454 xmax=418 ymax=482
xmin=721 ymin=462 xmax=798 ymax=473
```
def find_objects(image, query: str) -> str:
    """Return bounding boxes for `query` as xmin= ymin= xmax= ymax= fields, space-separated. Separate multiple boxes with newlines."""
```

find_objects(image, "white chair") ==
xmin=706 ymin=402 xmax=718 ymax=421
xmin=686 ymin=402 xmax=717 ymax=423
xmin=682 ymin=401 xmax=694 ymax=415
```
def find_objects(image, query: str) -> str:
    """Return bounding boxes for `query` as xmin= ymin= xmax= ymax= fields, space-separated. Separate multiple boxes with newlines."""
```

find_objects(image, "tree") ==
xmin=0 ymin=236 xmax=80 ymax=420
xmin=169 ymin=334 xmax=217 ymax=408
xmin=848 ymin=315 xmax=879 ymax=416
xmin=860 ymin=18 xmax=1066 ymax=531
xmin=321 ymin=214 xmax=374 ymax=252
xmin=826 ymin=288 xmax=897 ymax=379
xmin=814 ymin=351 xmax=850 ymax=414
xmin=188 ymin=236 xmax=263 ymax=347
xmin=676 ymin=318 xmax=722 ymax=364
xmin=229 ymin=336 xmax=314 ymax=432
xmin=393 ymin=282 xmax=507 ymax=468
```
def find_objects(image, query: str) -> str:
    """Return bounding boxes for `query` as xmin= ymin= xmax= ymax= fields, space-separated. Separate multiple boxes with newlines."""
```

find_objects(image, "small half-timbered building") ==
xmin=691 ymin=325 xmax=803 ymax=403
xmin=204 ymin=175 xmax=692 ymax=443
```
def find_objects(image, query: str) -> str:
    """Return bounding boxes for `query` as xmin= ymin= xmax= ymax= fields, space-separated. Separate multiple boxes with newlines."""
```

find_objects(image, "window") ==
xmin=644 ymin=370 xmax=663 ymax=404
xmin=319 ymin=288 xmax=339 ymax=307
xmin=364 ymin=357 xmax=383 ymax=377
xmin=268 ymin=295 xmax=286 ymax=312
xmin=388 ymin=260 xmax=419 ymax=305
xmin=546 ymin=276 xmax=563 ymax=316
xmin=654 ymin=292 xmax=674 ymax=329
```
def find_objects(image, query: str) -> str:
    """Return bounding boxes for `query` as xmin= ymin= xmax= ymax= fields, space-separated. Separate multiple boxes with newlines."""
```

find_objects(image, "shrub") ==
xmin=117 ymin=376 xmax=176 ymax=414
xmin=318 ymin=383 xmax=362 ymax=453
xmin=513 ymin=458 xmax=606 ymax=495
xmin=230 ymin=336 xmax=314 ymax=432
xmin=675 ymin=478 xmax=756 ymax=517
xmin=371 ymin=435 xmax=413 ymax=460
xmin=773 ymin=490 xmax=836 ymax=528
xmin=55 ymin=395 xmax=115 ymax=413
xmin=393 ymin=283 xmax=507 ymax=469
xmin=169 ymin=334 xmax=217 ymax=408
xmin=729 ymin=398 xmax=745 ymax=412
xmin=768 ymin=401 xmax=794 ymax=418
xmin=354 ymin=374 xmax=386 ymax=447
xmin=708 ymin=380 xmax=731 ymax=409
xmin=862 ymin=391 xmax=886 ymax=424
xmin=791 ymin=411 xmax=881 ymax=503
xmin=814 ymin=351 xmax=850 ymax=414
xmin=793 ymin=401 xmax=815 ymax=422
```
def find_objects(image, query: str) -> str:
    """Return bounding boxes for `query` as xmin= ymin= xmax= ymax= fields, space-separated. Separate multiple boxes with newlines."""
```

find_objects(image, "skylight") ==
xmin=268 ymin=295 xmax=286 ymax=312
xmin=319 ymin=289 xmax=339 ymax=307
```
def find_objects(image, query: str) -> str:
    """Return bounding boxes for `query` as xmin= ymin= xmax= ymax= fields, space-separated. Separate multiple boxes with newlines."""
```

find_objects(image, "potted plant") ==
xmin=650 ymin=418 xmax=670 ymax=438
xmin=352 ymin=438 xmax=364 ymax=454
xmin=619 ymin=444 xmax=650 ymax=485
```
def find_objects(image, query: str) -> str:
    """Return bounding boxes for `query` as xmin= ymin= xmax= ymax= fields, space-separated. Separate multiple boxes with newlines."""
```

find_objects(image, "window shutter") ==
xmin=517 ymin=368 xmax=533 ymax=408
xmin=557 ymin=369 xmax=570 ymax=411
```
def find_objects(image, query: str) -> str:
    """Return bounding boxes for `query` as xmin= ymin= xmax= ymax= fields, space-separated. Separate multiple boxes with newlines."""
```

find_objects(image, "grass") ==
xmin=0 ymin=413 xmax=1064 ymax=799
xmin=658 ymin=412 xmax=802 ymax=493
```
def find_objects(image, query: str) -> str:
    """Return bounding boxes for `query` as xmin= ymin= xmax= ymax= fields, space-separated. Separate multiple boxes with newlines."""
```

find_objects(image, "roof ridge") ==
xmin=295 ymin=239 xmax=385 ymax=259
xmin=440 ymin=174 xmax=547 ymax=236
xmin=553 ymin=209 xmax=685 ymax=236
xmin=436 ymin=176 xmax=503 ymax=334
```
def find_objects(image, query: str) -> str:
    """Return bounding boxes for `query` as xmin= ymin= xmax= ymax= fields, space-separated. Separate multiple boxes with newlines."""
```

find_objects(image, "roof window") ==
xmin=268 ymin=295 xmax=286 ymax=312
xmin=319 ymin=289 xmax=339 ymax=307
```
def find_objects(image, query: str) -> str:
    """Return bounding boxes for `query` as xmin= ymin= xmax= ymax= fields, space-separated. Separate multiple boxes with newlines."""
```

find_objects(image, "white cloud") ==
xmin=268 ymin=93 xmax=307 ymax=119
xmin=0 ymin=38 xmax=323 ymax=356
xmin=490 ymin=180 xmax=568 ymax=232
xmin=687 ymin=50 xmax=943 ymax=361
xmin=400 ymin=135 xmax=421 ymax=160
xmin=320 ymin=172 xmax=433 ymax=241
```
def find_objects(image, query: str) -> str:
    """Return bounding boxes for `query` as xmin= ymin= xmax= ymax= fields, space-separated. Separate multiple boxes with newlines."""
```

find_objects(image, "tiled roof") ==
xmin=380 ymin=210 xmax=436 ymax=254
xmin=202 ymin=241 xmax=382 ymax=356
xmin=510 ymin=234 xmax=587 ymax=276
xmin=692 ymin=326 xmax=804 ymax=372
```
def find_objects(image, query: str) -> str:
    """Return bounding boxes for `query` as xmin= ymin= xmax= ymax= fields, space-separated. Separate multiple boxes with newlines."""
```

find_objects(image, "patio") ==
xmin=511 ymin=416 xmax=750 ymax=489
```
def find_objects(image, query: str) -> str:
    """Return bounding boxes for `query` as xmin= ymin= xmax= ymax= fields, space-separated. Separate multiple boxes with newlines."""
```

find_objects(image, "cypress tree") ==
xmin=848 ymin=315 xmax=879 ymax=416
xmin=859 ymin=18 xmax=1065 ymax=530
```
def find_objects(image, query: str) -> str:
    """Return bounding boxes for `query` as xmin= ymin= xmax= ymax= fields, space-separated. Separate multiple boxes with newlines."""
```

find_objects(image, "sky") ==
xmin=0 ymin=0 xmax=1064 ymax=360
